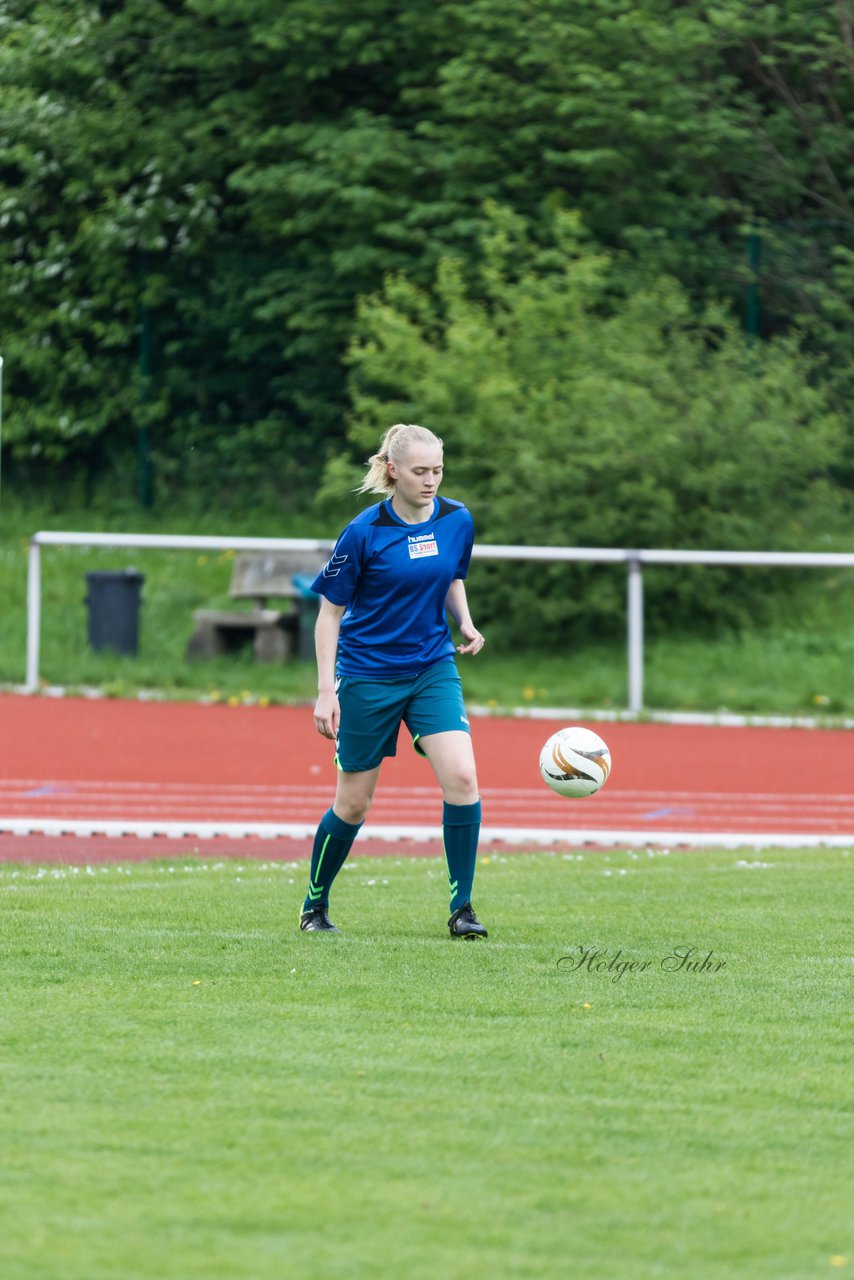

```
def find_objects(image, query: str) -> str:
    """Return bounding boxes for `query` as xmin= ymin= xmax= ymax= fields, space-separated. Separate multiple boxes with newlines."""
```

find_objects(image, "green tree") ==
xmin=2 ymin=0 xmax=853 ymax=503
xmin=0 ymin=4 xmax=225 ymax=477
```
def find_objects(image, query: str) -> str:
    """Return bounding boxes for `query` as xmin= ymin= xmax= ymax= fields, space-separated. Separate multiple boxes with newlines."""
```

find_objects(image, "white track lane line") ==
xmin=2 ymin=780 xmax=853 ymax=840
xmin=3 ymin=781 xmax=853 ymax=810
xmin=3 ymin=791 xmax=851 ymax=811
xmin=0 ymin=806 xmax=848 ymax=833
xmin=2 ymin=781 xmax=854 ymax=835
xmin=1 ymin=779 xmax=852 ymax=798
xmin=0 ymin=817 xmax=852 ymax=849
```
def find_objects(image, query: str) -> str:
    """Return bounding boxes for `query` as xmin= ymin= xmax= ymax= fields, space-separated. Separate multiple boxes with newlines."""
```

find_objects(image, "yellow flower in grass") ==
xmin=522 ymin=686 xmax=536 ymax=701
xmin=227 ymin=695 xmax=240 ymax=707
xmin=829 ymin=1258 xmax=846 ymax=1269
xmin=813 ymin=694 xmax=831 ymax=707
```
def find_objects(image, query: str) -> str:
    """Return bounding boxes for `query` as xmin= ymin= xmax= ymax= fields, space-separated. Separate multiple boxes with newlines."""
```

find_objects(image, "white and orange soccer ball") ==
xmin=539 ymin=726 xmax=612 ymax=798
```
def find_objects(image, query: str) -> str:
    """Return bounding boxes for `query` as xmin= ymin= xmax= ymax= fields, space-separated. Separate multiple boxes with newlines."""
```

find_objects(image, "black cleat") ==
xmin=448 ymin=903 xmax=488 ymax=940
xmin=299 ymin=906 xmax=341 ymax=933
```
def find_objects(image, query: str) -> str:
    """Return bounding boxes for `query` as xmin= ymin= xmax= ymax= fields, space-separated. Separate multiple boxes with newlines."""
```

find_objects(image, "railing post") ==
xmin=26 ymin=537 xmax=41 ymax=692
xmin=627 ymin=555 xmax=644 ymax=713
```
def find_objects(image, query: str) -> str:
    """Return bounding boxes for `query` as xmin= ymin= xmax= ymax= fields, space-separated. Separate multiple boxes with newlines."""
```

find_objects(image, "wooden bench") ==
xmin=186 ymin=549 xmax=330 ymax=663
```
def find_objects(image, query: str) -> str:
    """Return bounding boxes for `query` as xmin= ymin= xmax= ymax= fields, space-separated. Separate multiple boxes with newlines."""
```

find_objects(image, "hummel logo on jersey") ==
xmin=323 ymin=553 xmax=348 ymax=577
xmin=408 ymin=531 xmax=438 ymax=560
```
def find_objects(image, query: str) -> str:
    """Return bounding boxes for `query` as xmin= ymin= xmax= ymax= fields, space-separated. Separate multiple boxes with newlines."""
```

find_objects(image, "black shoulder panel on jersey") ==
xmin=434 ymin=497 xmax=463 ymax=522
xmin=371 ymin=501 xmax=399 ymax=527
xmin=371 ymin=497 xmax=463 ymax=525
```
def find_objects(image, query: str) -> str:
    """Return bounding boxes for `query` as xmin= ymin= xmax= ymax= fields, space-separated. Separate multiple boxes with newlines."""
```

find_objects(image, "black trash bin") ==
xmin=85 ymin=569 xmax=145 ymax=655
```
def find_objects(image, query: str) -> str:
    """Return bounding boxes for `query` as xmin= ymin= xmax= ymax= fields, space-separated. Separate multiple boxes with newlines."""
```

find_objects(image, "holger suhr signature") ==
xmin=557 ymin=945 xmax=727 ymax=982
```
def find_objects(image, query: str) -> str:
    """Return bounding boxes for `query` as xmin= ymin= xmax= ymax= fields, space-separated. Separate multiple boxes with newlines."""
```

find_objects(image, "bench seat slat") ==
xmin=229 ymin=552 xmax=326 ymax=600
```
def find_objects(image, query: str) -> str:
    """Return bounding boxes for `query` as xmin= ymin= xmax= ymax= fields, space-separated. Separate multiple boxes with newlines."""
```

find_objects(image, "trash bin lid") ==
xmin=85 ymin=568 xmax=145 ymax=581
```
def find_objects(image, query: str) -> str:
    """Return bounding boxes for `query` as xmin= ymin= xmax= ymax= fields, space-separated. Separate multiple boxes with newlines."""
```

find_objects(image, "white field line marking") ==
xmin=0 ymin=817 xmax=853 ymax=849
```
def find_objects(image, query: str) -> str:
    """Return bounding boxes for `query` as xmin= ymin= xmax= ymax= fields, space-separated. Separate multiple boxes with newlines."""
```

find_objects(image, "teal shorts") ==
xmin=335 ymin=659 xmax=470 ymax=773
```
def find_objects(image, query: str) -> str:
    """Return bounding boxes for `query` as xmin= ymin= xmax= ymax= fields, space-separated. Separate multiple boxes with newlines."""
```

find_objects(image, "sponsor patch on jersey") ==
xmin=408 ymin=537 xmax=438 ymax=559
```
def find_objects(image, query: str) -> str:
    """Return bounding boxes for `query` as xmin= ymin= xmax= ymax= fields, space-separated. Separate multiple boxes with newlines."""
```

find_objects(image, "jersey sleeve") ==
xmin=454 ymin=510 xmax=475 ymax=580
xmin=310 ymin=523 xmax=365 ymax=606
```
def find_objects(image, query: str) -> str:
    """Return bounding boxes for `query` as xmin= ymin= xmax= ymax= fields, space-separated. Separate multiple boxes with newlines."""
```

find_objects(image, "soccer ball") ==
xmin=539 ymin=726 xmax=612 ymax=798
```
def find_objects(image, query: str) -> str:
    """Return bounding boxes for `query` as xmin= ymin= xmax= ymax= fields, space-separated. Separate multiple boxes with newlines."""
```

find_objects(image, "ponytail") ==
xmin=357 ymin=423 xmax=443 ymax=495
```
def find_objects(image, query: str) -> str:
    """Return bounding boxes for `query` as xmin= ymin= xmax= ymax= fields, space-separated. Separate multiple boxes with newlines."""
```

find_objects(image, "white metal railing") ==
xmin=24 ymin=530 xmax=854 ymax=710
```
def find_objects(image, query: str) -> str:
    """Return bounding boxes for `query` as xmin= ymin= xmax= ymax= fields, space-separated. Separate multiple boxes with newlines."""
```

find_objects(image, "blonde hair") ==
xmin=357 ymin=423 xmax=443 ymax=495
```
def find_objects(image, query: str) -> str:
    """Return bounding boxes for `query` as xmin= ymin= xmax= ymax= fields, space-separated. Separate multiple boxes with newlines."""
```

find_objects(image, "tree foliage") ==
xmin=0 ymin=0 xmax=852 ymax=509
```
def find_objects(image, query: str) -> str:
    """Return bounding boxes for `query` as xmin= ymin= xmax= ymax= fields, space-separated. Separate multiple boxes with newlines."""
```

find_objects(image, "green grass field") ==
xmin=1 ymin=848 xmax=850 ymax=1279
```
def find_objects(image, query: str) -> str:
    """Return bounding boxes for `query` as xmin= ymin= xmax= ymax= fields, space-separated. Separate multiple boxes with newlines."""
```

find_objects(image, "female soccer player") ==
xmin=300 ymin=423 xmax=488 ymax=938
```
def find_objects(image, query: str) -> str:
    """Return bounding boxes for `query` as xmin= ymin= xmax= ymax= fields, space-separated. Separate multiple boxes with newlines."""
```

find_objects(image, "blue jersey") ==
xmin=311 ymin=496 xmax=474 ymax=678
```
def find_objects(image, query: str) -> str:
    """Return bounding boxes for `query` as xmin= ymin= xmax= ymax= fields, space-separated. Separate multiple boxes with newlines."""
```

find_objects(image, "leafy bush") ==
xmin=325 ymin=207 xmax=848 ymax=644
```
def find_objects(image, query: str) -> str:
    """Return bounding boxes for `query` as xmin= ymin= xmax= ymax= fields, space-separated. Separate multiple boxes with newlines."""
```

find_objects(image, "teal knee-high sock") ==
xmin=303 ymin=807 xmax=363 ymax=912
xmin=443 ymin=799 xmax=482 ymax=913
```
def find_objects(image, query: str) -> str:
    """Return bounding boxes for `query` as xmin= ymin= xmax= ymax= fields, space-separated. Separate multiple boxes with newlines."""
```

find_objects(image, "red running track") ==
xmin=0 ymin=694 xmax=852 ymax=861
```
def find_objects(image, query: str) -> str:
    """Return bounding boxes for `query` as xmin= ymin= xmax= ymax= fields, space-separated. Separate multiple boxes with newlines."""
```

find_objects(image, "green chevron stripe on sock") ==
xmin=307 ymin=835 xmax=332 ymax=901
xmin=302 ymin=808 xmax=364 ymax=915
xmin=444 ymin=835 xmax=459 ymax=897
xmin=443 ymin=799 xmax=482 ymax=914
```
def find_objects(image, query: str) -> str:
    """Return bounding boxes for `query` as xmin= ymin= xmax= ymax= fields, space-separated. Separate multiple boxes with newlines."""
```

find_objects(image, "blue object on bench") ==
xmin=292 ymin=573 xmax=319 ymax=598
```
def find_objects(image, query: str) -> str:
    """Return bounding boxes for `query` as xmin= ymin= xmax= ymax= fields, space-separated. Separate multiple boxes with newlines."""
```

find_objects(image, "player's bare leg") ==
xmin=417 ymin=730 xmax=478 ymax=805
xmin=333 ymin=765 xmax=382 ymax=824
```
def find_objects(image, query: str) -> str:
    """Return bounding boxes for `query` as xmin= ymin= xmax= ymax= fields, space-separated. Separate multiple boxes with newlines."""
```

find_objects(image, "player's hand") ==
xmin=456 ymin=622 xmax=485 ymax=656
xmin=313 ymin=690 xmax=340 ymax=739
